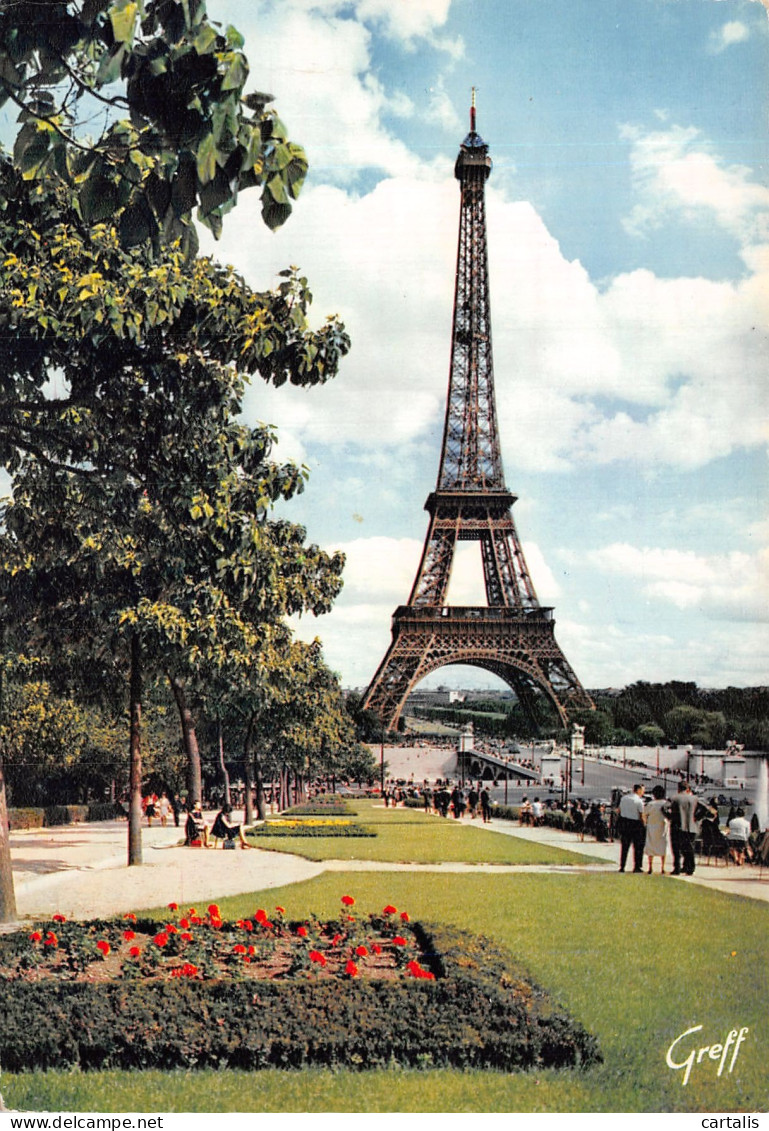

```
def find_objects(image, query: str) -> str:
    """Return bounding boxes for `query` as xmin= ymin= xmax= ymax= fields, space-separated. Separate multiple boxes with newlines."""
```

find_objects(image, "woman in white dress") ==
xmin=645 ymin=784 xmax=670 ymax=875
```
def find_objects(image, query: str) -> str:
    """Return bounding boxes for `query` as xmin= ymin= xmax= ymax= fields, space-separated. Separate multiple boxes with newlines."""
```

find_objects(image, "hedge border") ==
xmin=8 ymin=803 xmax=125 ymax=831
xmin=0 ymin=920 xmax=600 ymax=1073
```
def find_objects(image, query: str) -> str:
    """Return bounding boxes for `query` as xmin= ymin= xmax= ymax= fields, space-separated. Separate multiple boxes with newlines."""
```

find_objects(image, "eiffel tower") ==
xmin=362 ymin=96 xmax=594 ymax=733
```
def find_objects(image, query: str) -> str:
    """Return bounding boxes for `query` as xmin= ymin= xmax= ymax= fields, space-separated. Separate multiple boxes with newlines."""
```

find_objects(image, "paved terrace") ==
xmin=5 ymin=807 xmax=769 ymax=924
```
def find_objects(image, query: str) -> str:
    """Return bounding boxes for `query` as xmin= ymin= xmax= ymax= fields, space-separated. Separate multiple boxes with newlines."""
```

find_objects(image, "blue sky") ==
xmin=191 ymin=1 xmax=765 ymax=690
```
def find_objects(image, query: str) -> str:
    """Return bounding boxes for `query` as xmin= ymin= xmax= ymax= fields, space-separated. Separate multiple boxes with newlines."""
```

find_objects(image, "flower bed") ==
xmin=0 ymin=898 xmax=600 ymax=1073
xmin=251 ymin=821 xmax=376 ymax=838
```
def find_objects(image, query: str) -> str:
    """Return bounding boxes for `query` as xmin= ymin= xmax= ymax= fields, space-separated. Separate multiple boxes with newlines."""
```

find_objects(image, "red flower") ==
xmin=44 ymin=931 xmax=58 ymax=948
xmin=372 ymin=944 xmax=382 ymax=956
xmin=263 ymin=921 xmax=274 ymax=930
xmin=392 ymin=936 xmax=407 ymax=946
xmin=123 ymin=929 xmax=136 ymax=941
xmin=52 ymin=913 xmax=66 ymax=923
xmin=341 ymin=895 xmax=355 ymax=907
xmin=171 ymin=962 xmax=198 ymax=978
xmin=255 ymin=909 xmax=267 ymax=923
xmin=96 ymin=940 xmax=110 ymax=956
xmin=233 ymin=944 xmax=247 ymax=955
xmin=275 ymin=906 xmax=286 ymax=914
xmin=207 ymin=904 xmax=220 ymax=918
xmin=179 ymin=918 xmax=190 ymax=929
xmin=180 ymin=932 xmax=193 ymax=943
xmin=400 ymin=912 xmax=410 ymax=923
xmin=355 ymin=945 xmax=368 ymax=958
xmin=296 ymin=925 xmax=308 ymax=938
xmin=168 ymin=902 xmax=178 ymax=912
xmin=129 ymin=946 xmax=141 ymax=958
xmin=165 ymin=924 xmax=178 ymax=934
xmin=153 ymin=932 xmax=169 ymax=948
xmin=383 ymin=905 xmax=397 ymax=916
xmin=309 ymin=950 xmax=327 ymax=966
xmin=332 ymin=934 xmax=343 ymax=946
xmin=187 ymin=908 xmax=197 ymax=917
xmin=248 ymin=946 xmax=257 ymax=957
xmin=344 ymin=960 xmax=359 ymax=977
xmin=210 ymin=917 xmax=222 ymax=930
xmin=243 ymin=920 xmax=253 ymax=932
xmin=29 ymin=931 xmax=42 ymax=942
xmin=123 ymin=913 xmax=137 ymax=921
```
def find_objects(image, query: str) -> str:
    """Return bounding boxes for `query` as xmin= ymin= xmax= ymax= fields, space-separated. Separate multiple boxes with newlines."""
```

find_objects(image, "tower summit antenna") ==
xmin=470 ymin=86 xmax=477 ymax=133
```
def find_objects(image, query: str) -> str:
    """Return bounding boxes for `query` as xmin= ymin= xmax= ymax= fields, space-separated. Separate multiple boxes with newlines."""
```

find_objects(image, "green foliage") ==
xmin=0 ymin=0 xmax=309 ymax=249
xmin=6 ymin=807 xmax=45 ymax=830
xmin=250 ymin=823 xmax=376 ymax=839
xmin=0 ymin=921 xmax=599 ymax=1073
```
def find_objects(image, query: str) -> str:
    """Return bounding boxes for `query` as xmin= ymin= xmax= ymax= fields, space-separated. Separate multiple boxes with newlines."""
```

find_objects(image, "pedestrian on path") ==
xmin=618 ymin=784 xmax=646 ymax=873
xmin=669 ymin=780 xmax=698 ymax=876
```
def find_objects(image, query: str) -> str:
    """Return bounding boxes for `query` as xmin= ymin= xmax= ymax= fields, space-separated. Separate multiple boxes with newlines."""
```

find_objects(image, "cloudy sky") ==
xmin=198 ymin=0 xmax=769 ymax=693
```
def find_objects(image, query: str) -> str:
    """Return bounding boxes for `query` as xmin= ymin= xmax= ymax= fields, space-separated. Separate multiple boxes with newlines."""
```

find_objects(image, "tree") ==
xmin=0 ymin=0 xmax=350 ymax=922
xmin=634 ymin=723 xmax=665 ymax=747
xmin=0 ymin=0 xmax=307 ymax=250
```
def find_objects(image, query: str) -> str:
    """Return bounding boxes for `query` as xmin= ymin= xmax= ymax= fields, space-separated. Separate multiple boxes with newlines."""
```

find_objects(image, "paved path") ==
xmin=6 ymin=809 xmax=769 ymax=925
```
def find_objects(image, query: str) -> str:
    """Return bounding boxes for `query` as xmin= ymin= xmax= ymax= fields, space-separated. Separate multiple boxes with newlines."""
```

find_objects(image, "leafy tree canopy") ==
xmin=0 ymin=0 xmax=307 ymax=249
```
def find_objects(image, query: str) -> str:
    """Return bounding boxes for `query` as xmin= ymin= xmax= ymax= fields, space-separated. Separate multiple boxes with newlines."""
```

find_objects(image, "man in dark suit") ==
xmin=670 ymin=780 xmax=699 ymax=875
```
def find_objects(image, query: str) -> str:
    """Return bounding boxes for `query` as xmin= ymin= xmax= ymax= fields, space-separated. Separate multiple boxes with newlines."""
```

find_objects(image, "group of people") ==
xmin=421 ymin=783 xmax=493 ymax=823
xmin=183 ymin=801 xmax=252 ymax=849
xmin=142 ymin=792 xmax=177 ymax=827
xmin=616 ymin=781 xmax=762 ymax=875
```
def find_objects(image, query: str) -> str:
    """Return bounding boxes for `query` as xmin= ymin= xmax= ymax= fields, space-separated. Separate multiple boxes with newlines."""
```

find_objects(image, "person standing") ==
xmin=644 ymin=785 xmax=670 ymax=875
xmin=618 ymin=784 xmax=646 ymax=873
xmin=480 ymin=787 xmax=492 ymax=823
xmin=669 ymin=780 xmax=698 ymax=875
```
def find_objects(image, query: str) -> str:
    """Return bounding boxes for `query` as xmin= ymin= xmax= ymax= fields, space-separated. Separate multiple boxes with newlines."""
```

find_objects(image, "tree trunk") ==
xmin=254 ymin=755 xmax=266 ymax=821
xmin=128 ymin=632 xmax=143 ymax=867
xmin=168 ymin=674 xmax=202 ymax=805
xmin=0 ymin=623 xmax=18 ymax=923
xmin=0 ymin=756 xmax=17 ymax=924
xmin=217 ymin=716 xmax=231 ymax=807
xmin=279 ymin=765 xmax=290 ymax=812
xmin=242 ymin=716 xmax=255 ymax=825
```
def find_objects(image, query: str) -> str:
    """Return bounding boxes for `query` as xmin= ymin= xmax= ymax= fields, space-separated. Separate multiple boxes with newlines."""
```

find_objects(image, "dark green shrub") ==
xmin=43 ymin=805 xmax=89 ymax=826
xmin=490 ymin=804 xmax=520 ymax=821
xmin=0 ymin=921 xmax=600 ymax=1073
xmin=250 ymin=823 xmax=376 ymax=839
xmin=86 ymin=802 xmax=125 ymax=822
xmin=7 ymin=808 xmax=45 ymax=830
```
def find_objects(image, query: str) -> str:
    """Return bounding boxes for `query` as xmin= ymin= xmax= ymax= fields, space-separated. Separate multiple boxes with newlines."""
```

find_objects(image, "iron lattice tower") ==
xmin=362 ymin=99 xmax=594 ymax=732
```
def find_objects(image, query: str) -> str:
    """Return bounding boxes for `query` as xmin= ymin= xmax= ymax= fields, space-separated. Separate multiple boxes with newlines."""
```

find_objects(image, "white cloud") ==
xmin=584 ymin=542 xmax=769 ymax=623
xmin=621 ymin=123 xmax=769 ymax=245
xmin=708 ymin=20 xmax=751 ymax=52
xmin=210 ymin=136 xmax=769 ymax=477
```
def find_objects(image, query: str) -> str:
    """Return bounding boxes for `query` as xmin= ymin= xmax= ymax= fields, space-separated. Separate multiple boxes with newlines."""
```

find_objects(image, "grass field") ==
xmin=247 ymin=802 xmax=601 ymax=865
xmin=3 ymin=808 xmax=768 ymax=1114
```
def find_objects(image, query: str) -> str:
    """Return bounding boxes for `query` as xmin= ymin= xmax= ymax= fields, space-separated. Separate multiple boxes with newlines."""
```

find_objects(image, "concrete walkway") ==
xmin=6 ymin=809 xmax=769 ymax=924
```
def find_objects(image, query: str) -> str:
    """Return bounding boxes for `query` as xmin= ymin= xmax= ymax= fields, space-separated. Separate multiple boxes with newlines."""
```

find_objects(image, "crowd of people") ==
xmin=613 ymin=781 xmax=767 ymax=875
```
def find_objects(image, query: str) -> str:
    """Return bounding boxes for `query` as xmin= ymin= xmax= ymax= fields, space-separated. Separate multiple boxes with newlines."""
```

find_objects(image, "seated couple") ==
xmin=185 ymin=802 xmax=251 ymax=848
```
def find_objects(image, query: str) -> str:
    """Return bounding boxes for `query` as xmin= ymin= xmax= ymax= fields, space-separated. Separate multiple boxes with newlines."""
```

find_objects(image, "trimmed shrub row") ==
xmin=8 ymin=803 xmax=124 ymax=831
xmin=0 ymin=922 xmax=600 ymax=1073
xmin=250 ymin=823 xmax=376 ymax=839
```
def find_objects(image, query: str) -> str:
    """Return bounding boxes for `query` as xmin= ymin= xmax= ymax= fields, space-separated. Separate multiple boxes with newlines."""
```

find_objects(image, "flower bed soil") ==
xmin=0 ymin=898 xmax=601 ymax=1073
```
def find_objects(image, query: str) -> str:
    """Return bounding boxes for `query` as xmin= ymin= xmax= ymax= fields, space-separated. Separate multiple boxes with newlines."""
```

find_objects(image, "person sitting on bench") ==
xmin=210 ymin=804 xmax=251 ymax=849
xmin=185 ymin=800 xmax=210 ymax=847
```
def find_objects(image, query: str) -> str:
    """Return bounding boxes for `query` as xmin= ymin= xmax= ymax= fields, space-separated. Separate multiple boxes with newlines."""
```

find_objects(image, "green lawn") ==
xmin=4 ymin=823 xmax=768 ymax=1113
xmin=247 ymin=801 xmax=601 ymax=865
